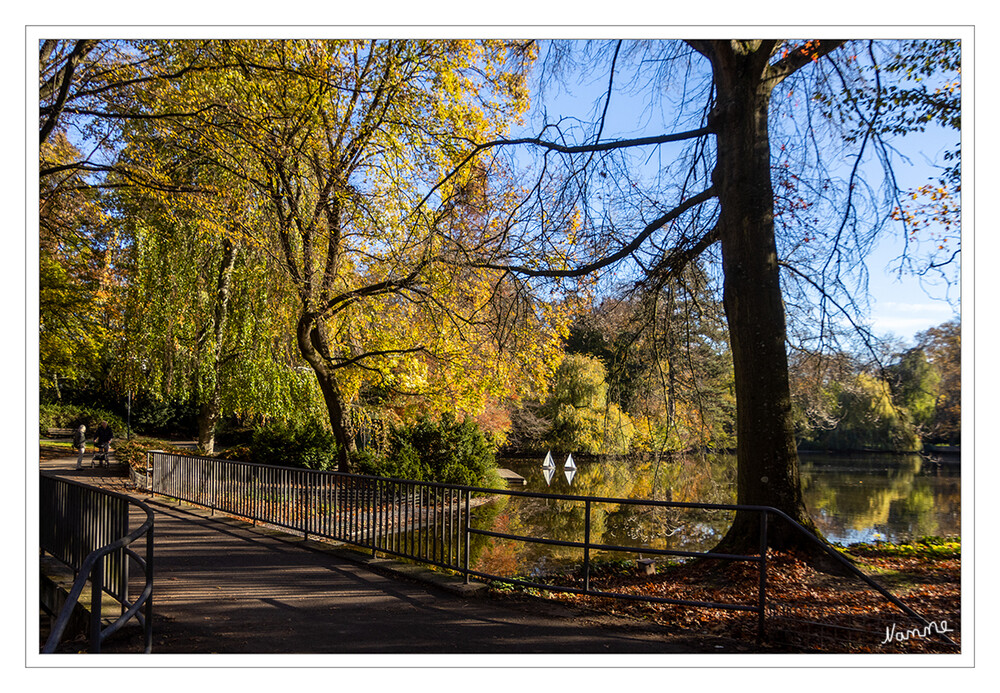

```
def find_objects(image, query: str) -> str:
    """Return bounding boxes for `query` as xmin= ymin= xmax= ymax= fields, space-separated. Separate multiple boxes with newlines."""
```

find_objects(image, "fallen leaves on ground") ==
xmin=492 ymin=545 xmax=960 ymax=654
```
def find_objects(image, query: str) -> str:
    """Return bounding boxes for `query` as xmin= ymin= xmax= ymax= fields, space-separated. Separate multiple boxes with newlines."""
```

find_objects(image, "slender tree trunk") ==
xmin=198 ymin=393 xmax=222 ymax=454
xmin=197 ymin=238 xmax=238 ymax=455
xmin=705 ymin=42 xmax=820 ymax=552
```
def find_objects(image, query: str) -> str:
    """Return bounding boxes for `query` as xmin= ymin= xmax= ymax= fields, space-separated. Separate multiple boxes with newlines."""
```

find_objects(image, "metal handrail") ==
xmin=40 ymin=474 xmax=154 ymax=654
xmin=760 ymin=505 xmax=959 ymax=647
xmin=145 ymin=451 xmax=952 ymax=646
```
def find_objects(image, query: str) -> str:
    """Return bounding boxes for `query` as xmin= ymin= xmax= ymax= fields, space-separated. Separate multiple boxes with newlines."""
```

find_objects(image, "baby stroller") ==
xmin=92 ymin=443 xmax=111 ymax=467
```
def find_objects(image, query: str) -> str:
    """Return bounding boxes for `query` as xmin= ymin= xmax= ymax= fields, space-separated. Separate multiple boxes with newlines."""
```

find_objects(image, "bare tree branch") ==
xmin=39 ymin=39 xmax=100 ymax=144
xmin=477 ymin=186 xmax=716 ymax=278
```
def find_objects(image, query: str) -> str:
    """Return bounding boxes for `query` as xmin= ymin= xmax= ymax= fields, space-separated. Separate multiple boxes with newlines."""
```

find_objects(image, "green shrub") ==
xmin=127 ymin=393 xmax=198 ymax=436
xmin=352 ymin=442 xmax=431 ymax=481
xmin=348 ymin=449 xmax=382 ymax=476
xmin=249 ymin=419 xmax=338 ymax=470
xmin=39 ymin=403 xmax=127 ymax=438
xmin=401 ymin=413 xmax=498 ymax=486
xmin=358 ymin=413 xmax=500 ymax=487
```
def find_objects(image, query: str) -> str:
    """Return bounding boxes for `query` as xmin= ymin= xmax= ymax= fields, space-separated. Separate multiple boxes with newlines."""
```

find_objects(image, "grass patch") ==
xmin=845 ymin=536 xmax=960 ymax=560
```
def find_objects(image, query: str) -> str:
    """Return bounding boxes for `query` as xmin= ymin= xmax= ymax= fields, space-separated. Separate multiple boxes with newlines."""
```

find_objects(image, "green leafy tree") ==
xmin=915 ymin=319 xmax=960 ymax=444
xmin=792 ymin=341 xmax=945 ymax=452
xmin=789 ymin=349 xmax=858 ymax=447
xmin=822 ymin=373 xmax=922 ymax=452
xmin=887 ymin=347 xmax=941 ymax=431
xmin=541 ymin=353 xmax=635 ymax=454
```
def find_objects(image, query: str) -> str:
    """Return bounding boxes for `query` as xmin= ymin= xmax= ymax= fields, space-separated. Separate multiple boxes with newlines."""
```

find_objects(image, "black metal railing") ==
xmin=40 ymin=474 xmax=154 ymax=653
xmin=144 ymin=451 xmax=953 ymax=647
xmin=147 ymin=451 xmax=475 ymax=573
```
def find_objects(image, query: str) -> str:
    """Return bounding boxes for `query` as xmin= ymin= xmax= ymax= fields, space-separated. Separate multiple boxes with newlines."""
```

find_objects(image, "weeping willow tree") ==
xmin=109 ymin=147 xmax=324 ymax=452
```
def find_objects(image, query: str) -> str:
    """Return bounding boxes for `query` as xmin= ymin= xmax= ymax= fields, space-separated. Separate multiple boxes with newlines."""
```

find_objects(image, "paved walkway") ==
xmin=39 ymin=454 xmax=743 ymax=656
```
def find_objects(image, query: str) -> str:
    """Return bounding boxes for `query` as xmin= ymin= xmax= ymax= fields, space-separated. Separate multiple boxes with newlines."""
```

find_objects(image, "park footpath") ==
xmin=39 ymin=453 xmax=749 ymax=656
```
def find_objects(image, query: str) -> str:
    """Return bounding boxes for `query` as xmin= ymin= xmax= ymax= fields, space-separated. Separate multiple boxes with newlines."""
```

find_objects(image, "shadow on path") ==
xmin=39 ymin=456 xmax=745 ymax=655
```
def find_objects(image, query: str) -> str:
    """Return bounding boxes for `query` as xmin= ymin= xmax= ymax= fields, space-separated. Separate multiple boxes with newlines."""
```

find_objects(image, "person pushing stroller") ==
xmin=93 ymin=421 xmax=113 ymax=467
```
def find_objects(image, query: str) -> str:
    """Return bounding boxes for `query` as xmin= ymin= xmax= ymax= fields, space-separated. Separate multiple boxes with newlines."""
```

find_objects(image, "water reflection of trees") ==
xmin=475 ymin=455 xmax=740 ymax=576
xmin=474 ymin=453 xmax=960 ymax=578
xmin=801 ymin=454 xmax=960 ymax=543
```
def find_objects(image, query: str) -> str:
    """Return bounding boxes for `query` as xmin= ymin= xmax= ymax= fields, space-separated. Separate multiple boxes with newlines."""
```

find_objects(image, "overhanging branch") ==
xmin=410 ymin=125 xmax=713 ymax=229
xmin=765 ymin=39 xmax=848 ymax=87
xmin=647 ymin=225 xmax=721 ymax=290
xmin=477 ymin=186 xmax=717 ymax=279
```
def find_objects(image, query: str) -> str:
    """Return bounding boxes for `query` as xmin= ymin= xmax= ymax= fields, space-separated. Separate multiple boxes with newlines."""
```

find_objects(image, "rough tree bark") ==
xmin=693 ymin=40 xmax=840 ymax=551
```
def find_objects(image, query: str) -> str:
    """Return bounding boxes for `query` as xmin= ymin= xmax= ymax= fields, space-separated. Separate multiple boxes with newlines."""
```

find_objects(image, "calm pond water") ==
xmin=479 ymin=452 xmax=959 ymax=577
xmin=798 ymin=452 xmax=960 ymax=545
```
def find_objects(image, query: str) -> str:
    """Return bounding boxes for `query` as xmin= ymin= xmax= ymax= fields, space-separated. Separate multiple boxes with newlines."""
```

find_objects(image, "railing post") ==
xmin=144 ymin=521 xmax=154 ymax=654
xmin=583 ymin=499 xmax=592 ymax=594
xmin=371 ymin=478 xmax=378 ymax=558
xmin=464 ymin=490 xmax=471 ymax=584
xmin=252 ymin=466 xmax=258 ymax=526
xmin=303 ymin=470 xmax=310 ymax=543
xmin=757 ymin=510 xmax=769 ymax=643
xmin=89 ymin=557 xmax=104 ymax=653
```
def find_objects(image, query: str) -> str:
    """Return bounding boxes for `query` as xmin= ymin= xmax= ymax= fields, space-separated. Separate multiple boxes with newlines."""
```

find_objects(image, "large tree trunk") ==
xmin=296 ymin=314 xmax=355 ymax=472
xmin=704 ymin=41 xmax=821 ymax=552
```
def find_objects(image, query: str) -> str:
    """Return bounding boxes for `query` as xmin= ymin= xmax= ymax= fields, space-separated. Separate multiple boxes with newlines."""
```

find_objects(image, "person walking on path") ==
xmin=94 ymin=421 xmax=113 ymax=467
xmin=72 ymin=424 xmax=86 ymax=470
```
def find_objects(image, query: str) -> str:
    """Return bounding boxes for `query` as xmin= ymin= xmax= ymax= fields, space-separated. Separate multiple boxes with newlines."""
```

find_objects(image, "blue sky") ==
xmin=515 ymin=39 xmax=962 ymax=347
xmin=862 ymin=120 xmax=962 ymax=343
xmin=865 ymin=238 xmax=959 ymax=341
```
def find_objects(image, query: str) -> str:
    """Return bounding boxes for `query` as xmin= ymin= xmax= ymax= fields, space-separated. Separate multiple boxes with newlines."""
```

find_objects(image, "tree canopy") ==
xmin=37 ymin=36 xmax=960 ymax=554
xmin=40 ymin=38 xmax=574 ymax=465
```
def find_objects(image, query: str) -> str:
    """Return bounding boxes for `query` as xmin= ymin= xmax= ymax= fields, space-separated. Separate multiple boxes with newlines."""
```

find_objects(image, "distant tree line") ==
xmin=504 ymin=302 xmax=959 ymax=457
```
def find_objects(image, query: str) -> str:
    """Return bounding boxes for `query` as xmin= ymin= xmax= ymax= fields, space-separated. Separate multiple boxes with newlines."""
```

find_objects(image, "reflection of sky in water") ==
xmin=813 ymin=509 xmax=889 ymax=545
